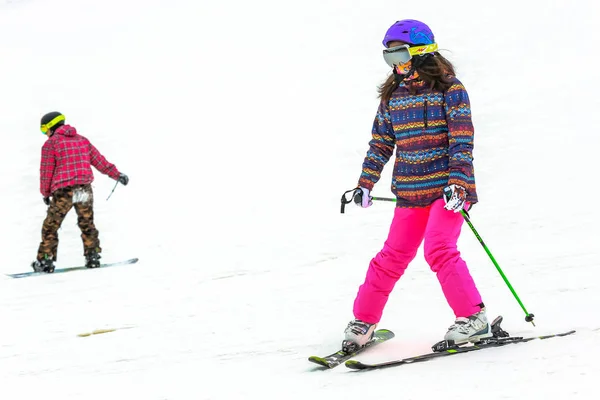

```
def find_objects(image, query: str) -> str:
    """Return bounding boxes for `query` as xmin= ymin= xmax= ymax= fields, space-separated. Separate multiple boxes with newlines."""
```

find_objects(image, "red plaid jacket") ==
xmin=40 ymin=125 xmax=121 ymax=197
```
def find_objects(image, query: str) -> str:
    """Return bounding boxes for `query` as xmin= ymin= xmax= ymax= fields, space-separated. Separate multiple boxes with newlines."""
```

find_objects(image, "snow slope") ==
xmin=0 ymin=0 xmax=599 ymax=398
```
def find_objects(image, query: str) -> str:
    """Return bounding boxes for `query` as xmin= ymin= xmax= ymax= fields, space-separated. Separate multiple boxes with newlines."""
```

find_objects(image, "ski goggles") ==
xmin=40 ymin=114 xmax=65 ymax=134
xmin=382 ymin=43 xmax=438 ymax=67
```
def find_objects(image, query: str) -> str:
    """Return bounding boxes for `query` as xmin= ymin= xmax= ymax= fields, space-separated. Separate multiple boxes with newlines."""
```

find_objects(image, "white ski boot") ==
xmin=342 ymin=319 xmax=377 ymax=352
xmin=444 ymin=308 xmax=492 ymax=344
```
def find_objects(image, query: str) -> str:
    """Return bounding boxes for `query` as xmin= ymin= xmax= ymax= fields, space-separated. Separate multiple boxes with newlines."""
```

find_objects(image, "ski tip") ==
xmin=345 ymin=360 xmax=367 ymax=370
xmin=374 ymin=329 xmax=395 ymax=339
xmin=308 ymin=356 xmax=332 ymax=368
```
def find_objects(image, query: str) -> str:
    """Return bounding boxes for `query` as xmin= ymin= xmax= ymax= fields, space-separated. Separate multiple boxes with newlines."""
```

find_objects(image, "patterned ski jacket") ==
xmin=358 ymin=76 xmax=478 ymax=208
xmin=40 ymin=125 xmax=121 ymax=197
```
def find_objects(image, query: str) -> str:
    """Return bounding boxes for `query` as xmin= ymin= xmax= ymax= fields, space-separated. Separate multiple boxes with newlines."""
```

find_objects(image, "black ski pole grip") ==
xmin=353 ymin=190 xmax=363 ymax=206
xmin=340 ymin=188 xmax=360 ymax=214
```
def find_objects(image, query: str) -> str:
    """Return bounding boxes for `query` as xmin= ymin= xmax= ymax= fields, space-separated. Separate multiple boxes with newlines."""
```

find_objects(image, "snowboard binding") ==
xmin=31 ymin=258 xmax=55 ymax=273
xmin=85 ymin=252 xmax=101 ymax=268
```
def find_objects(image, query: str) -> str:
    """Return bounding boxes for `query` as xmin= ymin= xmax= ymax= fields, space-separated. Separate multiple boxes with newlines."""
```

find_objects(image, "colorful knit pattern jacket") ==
xmin=40 ymin=125 xmax=121 ymax=197
xmin=358 ymin=76 xmax=478 ymax=208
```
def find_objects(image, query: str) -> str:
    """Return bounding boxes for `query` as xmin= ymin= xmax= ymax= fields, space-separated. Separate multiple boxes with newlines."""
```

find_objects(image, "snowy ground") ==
xmin=1 ymin=0 xmax=599 ymax=399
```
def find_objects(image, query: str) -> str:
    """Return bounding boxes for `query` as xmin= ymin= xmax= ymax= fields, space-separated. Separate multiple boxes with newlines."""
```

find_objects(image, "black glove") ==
xmin=117 ymin=173 xmax=129 ymax=186
xmin=43 ymin=197 xmax=51 ymax=206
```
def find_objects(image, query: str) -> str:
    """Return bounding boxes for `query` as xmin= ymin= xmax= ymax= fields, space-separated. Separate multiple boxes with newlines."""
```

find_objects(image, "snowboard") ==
xmin=6 ymin=257 xmax=139 ymax=279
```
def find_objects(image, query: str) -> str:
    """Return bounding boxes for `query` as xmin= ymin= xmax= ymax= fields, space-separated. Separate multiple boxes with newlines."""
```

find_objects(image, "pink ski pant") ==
xmin=353 ymin=199 xmax=483 ymax=323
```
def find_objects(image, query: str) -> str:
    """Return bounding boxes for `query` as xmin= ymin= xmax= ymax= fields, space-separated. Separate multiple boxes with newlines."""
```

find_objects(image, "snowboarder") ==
xmin=31 ymin=112 xmax=129 ymax=273
xmin=344 ymin=19 xmax=491 ymax=349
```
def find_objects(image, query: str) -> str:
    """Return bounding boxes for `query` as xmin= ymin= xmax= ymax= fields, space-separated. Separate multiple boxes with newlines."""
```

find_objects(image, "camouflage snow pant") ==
xmin=37 ymin=184 xmax=102 ymax=261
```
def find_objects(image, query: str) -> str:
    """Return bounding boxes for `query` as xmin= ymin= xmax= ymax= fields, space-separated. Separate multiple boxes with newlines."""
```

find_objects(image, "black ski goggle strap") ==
xmin=340 ymin=187 xmax=362 ymax=214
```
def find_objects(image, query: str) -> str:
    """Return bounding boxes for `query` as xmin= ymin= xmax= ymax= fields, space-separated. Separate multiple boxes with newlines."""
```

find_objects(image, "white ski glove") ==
xmin=443 ymin=184 xmax=467 ymax=212
xmin=354 ymin=187 xmax=373 ymax=208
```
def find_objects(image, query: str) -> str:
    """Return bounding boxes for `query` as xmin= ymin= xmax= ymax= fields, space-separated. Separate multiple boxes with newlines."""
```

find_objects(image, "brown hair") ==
xmin=378 ymin=52 xmax=456 ymax=102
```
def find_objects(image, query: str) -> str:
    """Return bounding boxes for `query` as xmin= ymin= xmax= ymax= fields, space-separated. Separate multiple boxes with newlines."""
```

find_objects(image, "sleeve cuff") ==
xmin=357 ymin=179 xmax=374 ymax=191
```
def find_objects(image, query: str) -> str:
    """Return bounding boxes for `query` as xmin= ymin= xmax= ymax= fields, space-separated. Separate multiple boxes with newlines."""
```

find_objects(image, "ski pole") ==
xmin=458 ymin=209 xmax=535 ymax=326
xmin=106 ymin=180 xmax=119 ymax=201
xmin=371 ymin=196 xmax=395 ymax=203
xmin=370 ymin=195 xmax=536 ymax=326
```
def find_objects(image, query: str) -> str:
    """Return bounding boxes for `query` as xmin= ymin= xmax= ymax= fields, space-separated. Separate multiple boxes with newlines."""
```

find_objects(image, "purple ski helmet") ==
xmin=382 ymin=19 xmax=435 ymax=47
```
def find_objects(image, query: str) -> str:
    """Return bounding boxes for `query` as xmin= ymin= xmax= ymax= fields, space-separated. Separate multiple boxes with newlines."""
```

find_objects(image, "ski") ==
xmin=309 ymin=329 xmax=395 ymax=369
xmin=346 ymin=323 xmax=575 ymax=370
xmin=6 ymin=257 xmax=139 ymax=279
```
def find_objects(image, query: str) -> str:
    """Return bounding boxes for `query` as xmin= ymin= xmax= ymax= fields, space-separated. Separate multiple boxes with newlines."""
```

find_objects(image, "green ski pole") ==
xmin=459 ymin=209 xmax=535 ymax=326
xmin=371 ymin=196 xmax=396 ymax=203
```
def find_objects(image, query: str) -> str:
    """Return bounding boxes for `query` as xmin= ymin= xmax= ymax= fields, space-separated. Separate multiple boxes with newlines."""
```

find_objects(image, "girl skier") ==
xmin=344 ymin=19 xmax=491 ymax=350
